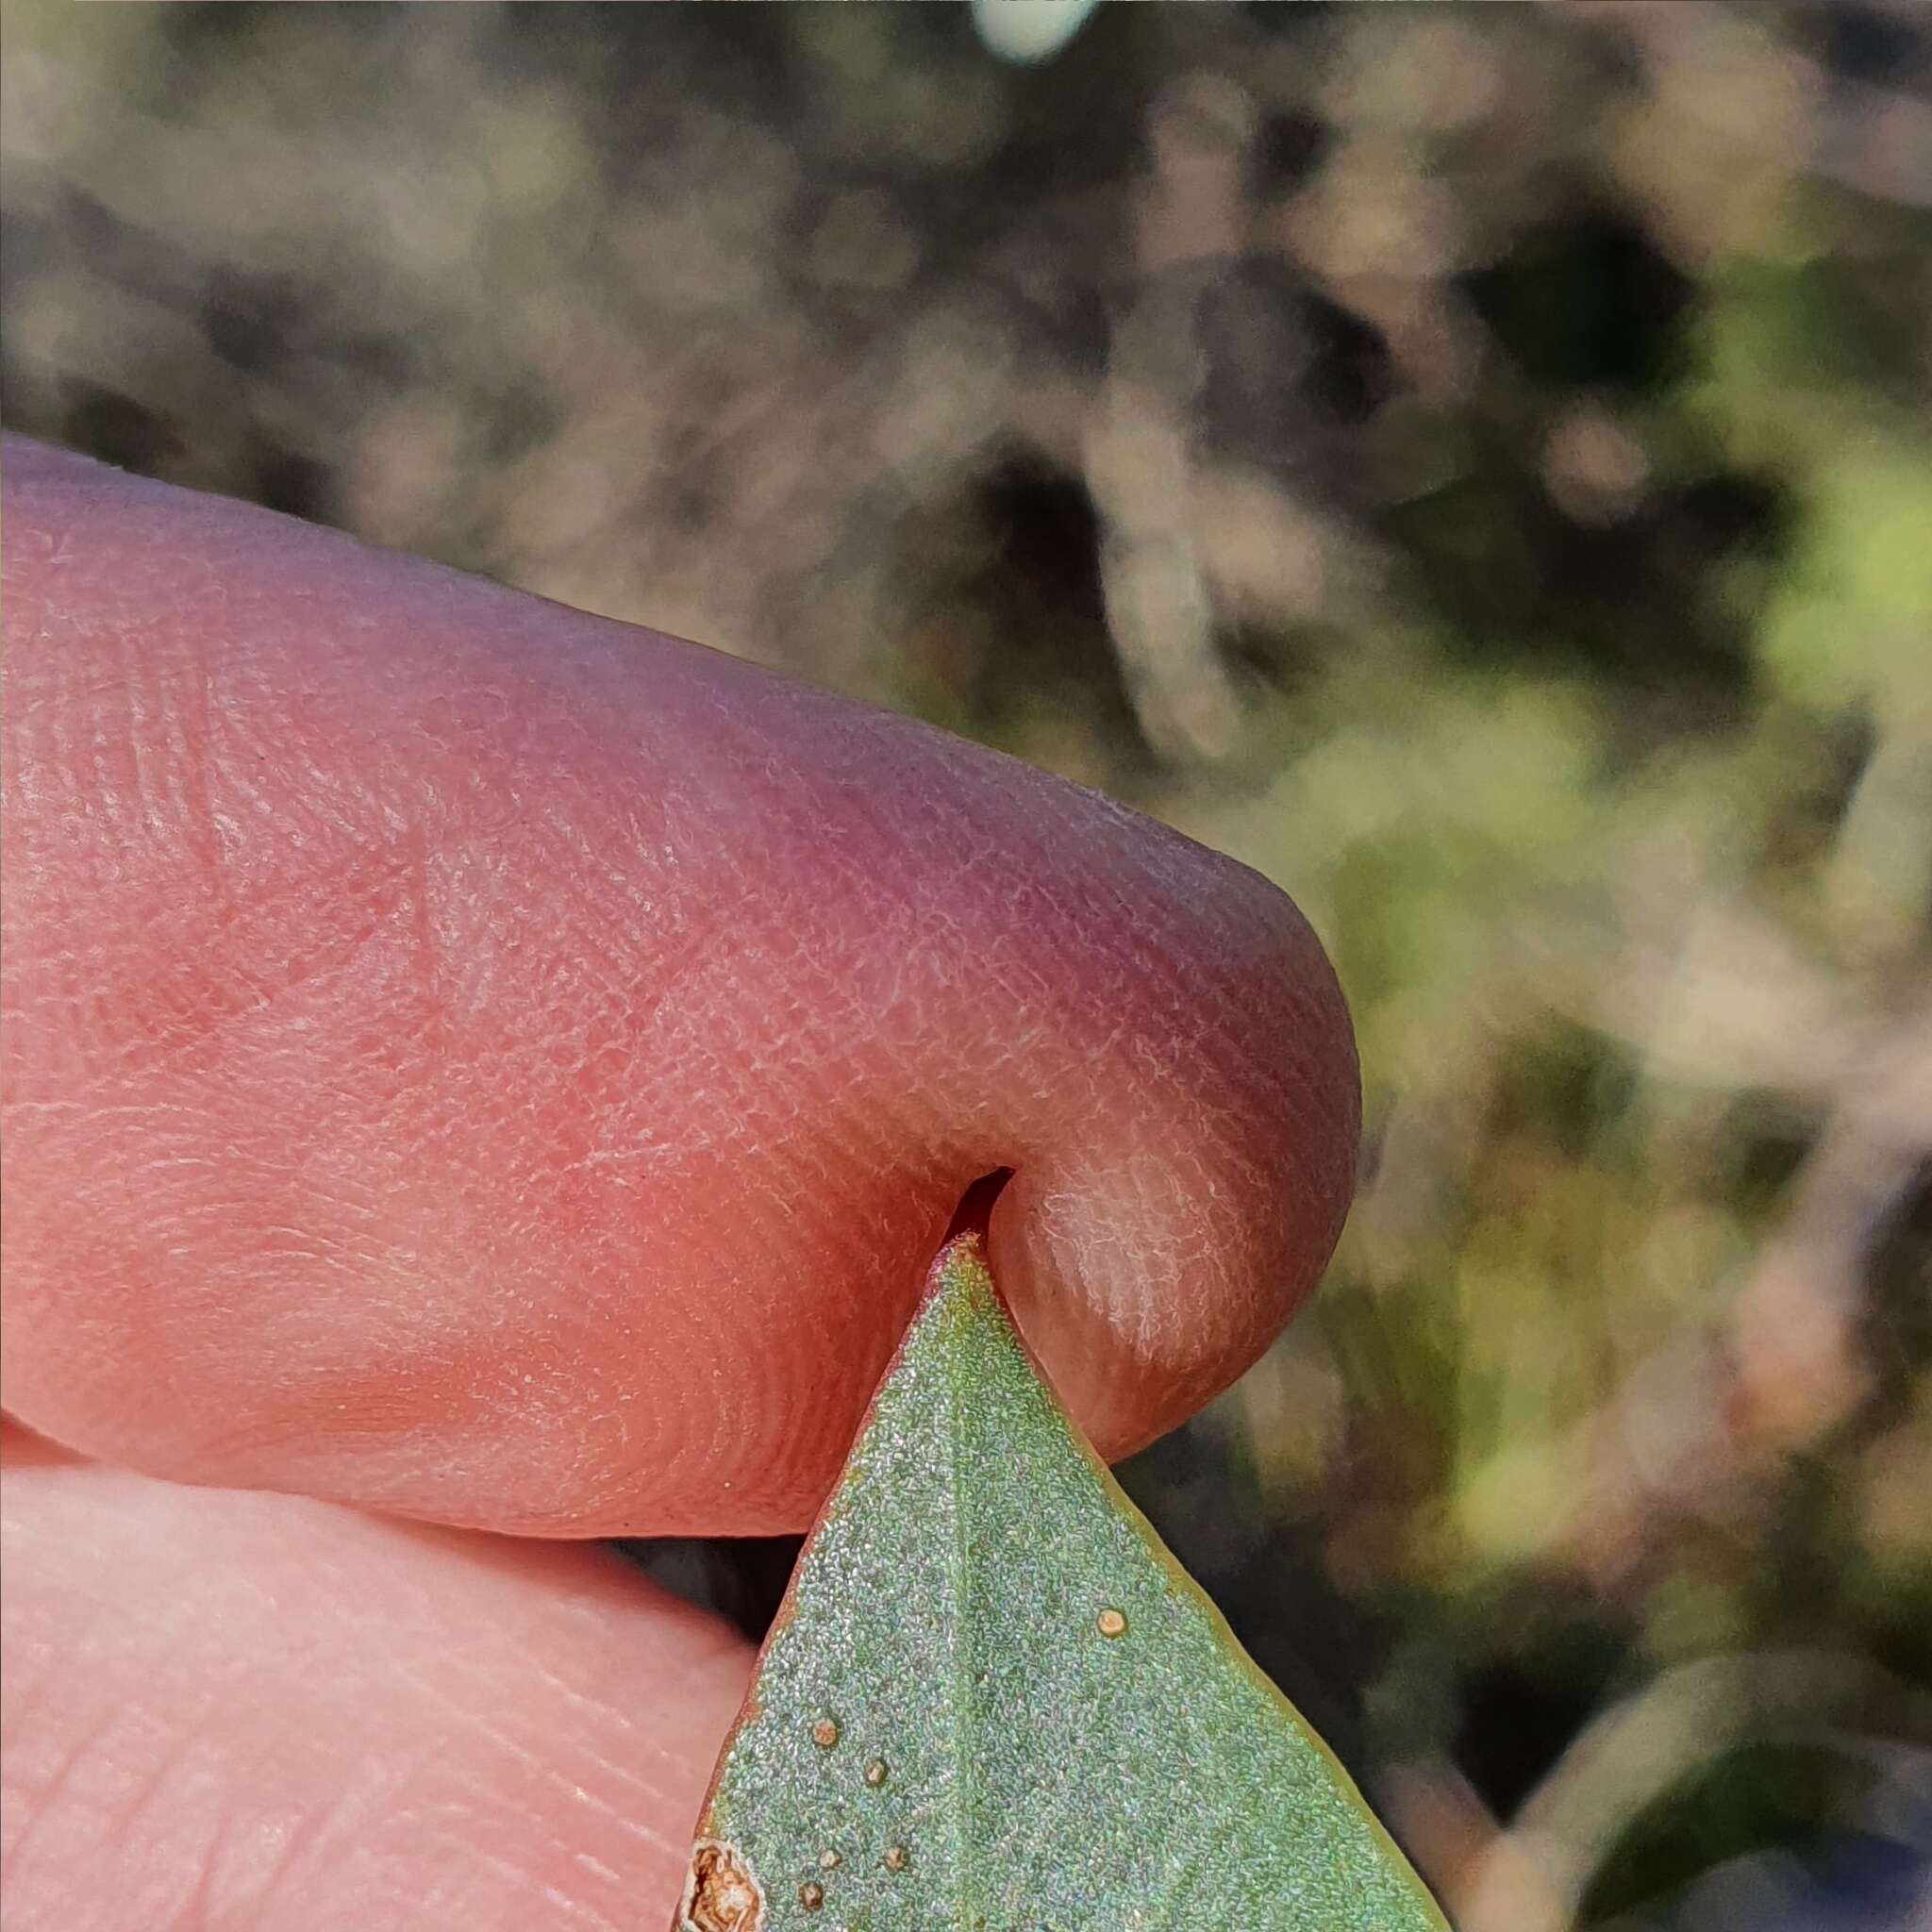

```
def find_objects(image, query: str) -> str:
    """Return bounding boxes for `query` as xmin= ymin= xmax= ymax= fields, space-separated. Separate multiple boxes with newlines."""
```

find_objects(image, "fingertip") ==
xmin=2 ymin=444 xmax=1359 ymax=1533
xmin=0 ymin=1452 xmax=750 ymax=1930
xmin=988 ymin=846 xmax=1359 ymax=1457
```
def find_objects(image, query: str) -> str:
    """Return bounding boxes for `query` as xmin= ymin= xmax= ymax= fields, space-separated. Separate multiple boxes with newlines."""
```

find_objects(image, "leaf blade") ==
xmin=679 ymin=1230 xmax=1449 ymax=1932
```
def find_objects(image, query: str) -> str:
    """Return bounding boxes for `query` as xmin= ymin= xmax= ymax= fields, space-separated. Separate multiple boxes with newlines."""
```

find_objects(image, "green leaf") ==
xmin=677 ymin=1225 xmax=1449 ymax=1932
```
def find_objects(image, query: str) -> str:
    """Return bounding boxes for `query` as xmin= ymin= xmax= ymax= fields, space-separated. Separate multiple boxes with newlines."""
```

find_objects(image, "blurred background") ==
xmin=4 ymin=3 xmax=1928 ymax=1925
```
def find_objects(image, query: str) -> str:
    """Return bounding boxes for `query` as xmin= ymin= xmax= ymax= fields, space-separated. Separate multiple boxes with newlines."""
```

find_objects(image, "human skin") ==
xmin=0 ymin=435 xmax=1359 ymax=1927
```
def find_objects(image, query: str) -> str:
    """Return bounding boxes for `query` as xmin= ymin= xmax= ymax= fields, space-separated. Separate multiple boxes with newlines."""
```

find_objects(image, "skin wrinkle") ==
xmin=375 ymin=1650 xmax=662 ymax=1851
xmin=169 ymin=1802 xmax=239 ymax=1932
xmin=96 ymin=1727 xmax=232 ymax=1889
xmin=3 ymin=1701 xmax=135 ymax=1880
xmin=196 ymin=1794 xmax=342 ymax=1932
xmin=5 ymin=1658 xmax=249 ymax=1917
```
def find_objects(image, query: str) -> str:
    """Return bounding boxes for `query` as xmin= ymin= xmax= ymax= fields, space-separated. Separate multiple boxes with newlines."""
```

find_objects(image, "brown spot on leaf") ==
xmin=680 ymin=1840 xmax=765 ymax=1932
xmin=862 ymin=1757 xmax=888 ymax=1787
xmin=882 ymin=1844 xmax=909 ymax=1872
xmin=811 ymin=1718 xmax=841 ymax=1748
xmin=798 ymin=1881 xmax=824 ymax=1911
xmin=1097 ymin=1607 xmax=1128 ymax=1638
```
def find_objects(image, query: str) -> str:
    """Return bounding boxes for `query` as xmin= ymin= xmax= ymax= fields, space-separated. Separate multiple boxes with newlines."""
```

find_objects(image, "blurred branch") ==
xmin=1454 ymin=1652 xmax=1932 ymax=1932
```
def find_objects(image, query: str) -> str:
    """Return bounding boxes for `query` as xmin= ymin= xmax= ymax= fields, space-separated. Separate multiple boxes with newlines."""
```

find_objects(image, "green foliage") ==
xmin=682 ymin=1230 xmax=1447 ymax=1931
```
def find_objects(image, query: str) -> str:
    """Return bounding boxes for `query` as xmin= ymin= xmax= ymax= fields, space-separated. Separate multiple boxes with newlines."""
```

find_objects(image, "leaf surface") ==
xmin=677 ymin=1225 xmax=1449 ymax=1932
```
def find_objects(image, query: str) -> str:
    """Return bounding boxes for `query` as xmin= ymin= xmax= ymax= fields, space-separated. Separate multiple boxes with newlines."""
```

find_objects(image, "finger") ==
xmin=0 ymin=1427 xmax=750 ymax=1931
xmin=1 ymin=436 xmax=1359 ymax=1536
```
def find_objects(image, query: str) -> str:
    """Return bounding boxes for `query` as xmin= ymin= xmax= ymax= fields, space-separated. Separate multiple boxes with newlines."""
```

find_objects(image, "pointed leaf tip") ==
xmin=677 ymin=1226 xmax=1449 ymax=1930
